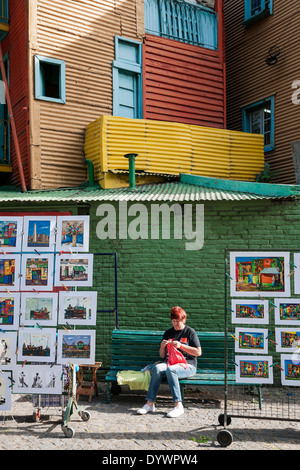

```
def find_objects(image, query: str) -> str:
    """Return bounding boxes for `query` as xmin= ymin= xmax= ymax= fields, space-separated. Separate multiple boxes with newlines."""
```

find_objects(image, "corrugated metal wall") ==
xmin=225 ymin=0 xmax=300 ymax=184
xmin=32 ymin=0 xmax=143 ymax=189
xmin=143 ymin=33 xmax=225 ymax=128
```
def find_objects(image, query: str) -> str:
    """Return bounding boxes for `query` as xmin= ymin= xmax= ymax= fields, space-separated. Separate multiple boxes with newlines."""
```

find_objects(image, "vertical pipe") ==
xmin=0 ymin=43 xmax=27 ymax=191
xmin=124 ymin=153 xmax=138 ymax=189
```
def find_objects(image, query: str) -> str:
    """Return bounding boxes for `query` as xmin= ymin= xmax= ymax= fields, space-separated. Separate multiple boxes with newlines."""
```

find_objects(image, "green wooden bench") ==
xmin=105 ymin=329 xmax=237 ymax=404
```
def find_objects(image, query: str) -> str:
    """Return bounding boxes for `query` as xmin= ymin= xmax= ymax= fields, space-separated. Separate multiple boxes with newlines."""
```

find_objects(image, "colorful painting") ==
xmin=18 ymin=328 xmax=56 ymax=363
xmin=0 ymin=255 xmax=21 ymax=291
xmin=275 ymin=328 xmax=300 ymax=353
xmin=231 ymin=299 xmax=269 ymax=324
xmin=57 ymin=329 xmax=95 ymax=365
xmin=20 ymin=254 xmax=54 ymax=291
xmin=0 ymin=293 xmax=20 ymax=330
xmin=58 ymin=291 xmax=97 ymax=325
xmin=0 ymin=217 xmax=23 ymax=252
xmin=281 ymin=354 xmax=300 ymax=386
xmin=20 ymin=292 xmax=58 ymax=327
xmin=235 ymin=355 xmax=273 ymax=384
xmin=56 ymin=215 xmax=90 ymax=252
xmin=0 ymin=332 xmax=17 ymax=370
xmin=54 ymin=254 xmax=93 ymax=287
xmin=235 ymin=327 xmax=268 ymax=354
xmin=0 ymin=372 xmax=11 ymax=410
xmin=294 ymin=254 xmax=300 ymax=294
xmin=22 ymin=216 xmax=56 ymax=252
xmin=230 ymin=252 xmax=290 ymax=297
xmin=274 ymin=298 xmax=300 ymax=325
xmin=13 ymin=365 xmax=63 ymax=395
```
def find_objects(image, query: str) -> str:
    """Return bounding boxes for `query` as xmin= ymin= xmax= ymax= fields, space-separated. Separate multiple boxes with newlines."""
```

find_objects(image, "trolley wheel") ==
xmin=79 ymin=410 xmax=91 ymax=422
xmin=218 ymin=413 xmax=232 ymax=426
xmin=62 ymin=425 xmax=75 ymax=438
xmin=111 ymin=383 xmax=121 ymax=395
xmin=33 ymin=410 xmax=41 ymax=422
xmin=217 ymin=429 xmax=233 ymax=448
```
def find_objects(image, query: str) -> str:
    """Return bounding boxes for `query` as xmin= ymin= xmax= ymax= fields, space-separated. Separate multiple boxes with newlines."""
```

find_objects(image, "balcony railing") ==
xmin=144 ymin=0 xmax=218 ymax=50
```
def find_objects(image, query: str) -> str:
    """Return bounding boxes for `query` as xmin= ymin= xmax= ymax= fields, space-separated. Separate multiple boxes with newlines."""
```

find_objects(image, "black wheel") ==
xmin=218 ymin=413 xmax=232 ymax=426
xmin=111 ymin=383 xmax=121 ymax=395
xmin=79 ymin=410 xmax=91 ymax=421
xmin=217 ymin=429 xmax=233 ymax=447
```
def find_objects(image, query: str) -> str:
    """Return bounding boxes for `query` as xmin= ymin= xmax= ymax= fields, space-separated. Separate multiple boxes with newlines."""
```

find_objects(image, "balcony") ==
xmin=84 ymin=116 xmax=265 ymax=189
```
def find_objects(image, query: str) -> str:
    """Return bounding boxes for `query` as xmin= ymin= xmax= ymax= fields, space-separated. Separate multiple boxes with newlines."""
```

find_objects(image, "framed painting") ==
xmin=58 ymin=291 xmax=97 ymax=325
xmin=57 ymin=329 xmax=95 ymax=365
xmin=20 ymin=292 xmax=58 ymax=327
xmin=280 ymin=354 xmax=300 ymax=386
xmin=54 ymin=254 xmax=93 ymax=287
xmin=235 ymin=327 xmax=268 ymax=354
xmin=0 ymin=332 xmax=17 ymax=370
xmin=275 ymin=328 xmax=300 ymax=353
xmin=294 ymin=254 xmax=300 ymax=294
xmin=0 ymin=216 xmax=23 ymax=253
xmin=17 ymin=328 xmax=56 ymax=363
xmin=20 ymin=254 xmax=54 ymax=291
xmin=274 ymin=298 xmax=300 ymax=325
xmin=12 ymin=365 xmax=63 ymax=395
xmin=22 ymin=216 xmax=56 ymax=252
xmin=0 ymin=293 xmax=20 ymax=330
xmin=231 ymin=299 xmax=269 ymax=324
xmin=0 ymin=254 xmax=21 ymax=291
xmin=235 ymin=355 xmax=273 ymax=384
xmin=230 ymin=251 xmax=290 ymax=297
xmin=56 ymin=215 xmax=90 ymax=252
xmin=0 ymin=372 xmax=11 ymax=410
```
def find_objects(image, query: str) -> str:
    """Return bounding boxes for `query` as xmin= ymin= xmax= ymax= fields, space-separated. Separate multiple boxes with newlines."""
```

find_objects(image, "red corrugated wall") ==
xmin=2 ymin=0 xmax=29 ymax=188
xmin=143 ymin=0 xmax=226 ymax=129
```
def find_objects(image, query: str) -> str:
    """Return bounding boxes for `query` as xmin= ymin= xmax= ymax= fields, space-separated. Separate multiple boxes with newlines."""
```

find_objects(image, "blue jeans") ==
xmin=146 ymin=362 xmax=196 ymax=404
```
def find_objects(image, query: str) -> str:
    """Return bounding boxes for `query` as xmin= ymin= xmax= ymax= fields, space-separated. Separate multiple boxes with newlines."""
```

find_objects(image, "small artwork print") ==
xmin=22 ymin=216 xmax=56 ymax=252
xmin=0 ymin=255 xmax=21 ymax=291
xmin=54 ymin=254 xmax=93 ymax=287
xmin=275 ymin=328 xmax=300 ymax=353
xmin=281 ymin=354 xmax=300 ymax=386
xmin=230 ymin=252 xmax=290 ymax=297
xmin=58 ymin=291 xmax=97 ymax=325
xmin=235 ymin=355 xmax=273 ymax=384
xmin=0 ymin=372 xmax=11 ymax=410
xmin=20 ymin=293 xmax=58 ymax=327
xmin=231 ymin=299 xmax=269 ymax=324
xmin=18 ymin=328 xmax=56 ymax=363
xmin=0 ymin=293 xmax=20 ymax=330
xmin=57 ymin=330 xmax=95 ymax=365
xmin=56 ymin=216 xmax=90 ymax=252
xmin=20 ymin=254 xmax=54 ymax=291
xmin=235 ymin=327 xmax=268 ymax=354
xmin=0 ymin=332 xmax=17 ymax=370
xmin=274 ymin=299 xmax=300 ymax=325
xmin=13 ymin=365 xmax=63 ymax=394
xmin=0 ymin=217 xmax=23 ymax=252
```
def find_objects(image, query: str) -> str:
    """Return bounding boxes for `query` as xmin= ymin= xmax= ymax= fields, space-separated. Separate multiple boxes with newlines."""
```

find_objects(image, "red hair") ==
xmin=170 ymin=306 xmax=187 ymax=322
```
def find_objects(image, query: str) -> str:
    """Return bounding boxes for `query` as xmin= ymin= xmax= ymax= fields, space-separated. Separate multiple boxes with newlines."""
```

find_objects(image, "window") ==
xmin=244 ymin=0 xmax=273 ymax=25
xmin=0 ymin=53 xmax=9 ymax=163
xmin=144 ymin=0 xmax=218 ymax=50
xmin=242 ymin=96 xmax=275 ymax=152
xmin=112 ymin=37 xmax=143 ymax=119
xmin=34 ymin=56 xmax=66 ymax=104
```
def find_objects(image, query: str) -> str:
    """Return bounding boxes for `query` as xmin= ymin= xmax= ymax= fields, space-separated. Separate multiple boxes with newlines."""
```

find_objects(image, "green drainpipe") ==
xmin=124 ymin=153 xmax=138 ymax=189
xmin=85 ymin=159 xmax=96 ymax=187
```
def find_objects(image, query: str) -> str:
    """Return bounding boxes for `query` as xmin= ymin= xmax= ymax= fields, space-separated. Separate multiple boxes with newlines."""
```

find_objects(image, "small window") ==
xmin=244 ymin=0 xmax=273 ymax=25
xmin=242 ymin=96 xmax=275 ymax=152
xmin=34 ymin=56 xmax=66 ymax=104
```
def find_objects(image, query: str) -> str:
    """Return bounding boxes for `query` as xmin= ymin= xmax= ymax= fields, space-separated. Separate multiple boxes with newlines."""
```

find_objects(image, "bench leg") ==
xmin=180 ymin=383 xmax=185 ymax=405
xmin=106 ymin=382 xmax=111 ymax=404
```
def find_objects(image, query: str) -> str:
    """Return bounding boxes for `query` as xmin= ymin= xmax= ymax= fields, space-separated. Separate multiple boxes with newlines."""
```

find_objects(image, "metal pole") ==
xmin=224 ymin=248 xmax=228 ymax=429
xmin=124 ymin=153 xmax=138 ymax=189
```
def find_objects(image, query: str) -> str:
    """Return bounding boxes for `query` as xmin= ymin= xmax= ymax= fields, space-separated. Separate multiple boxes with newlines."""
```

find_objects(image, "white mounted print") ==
xmin=0 ymin=372 xmax=11 ymax=410
xmin=274 ymin=298 xmax=300 ymax=325
xmin=0 ymin=254 xmax=21 ymax=291
xmin=54 ymin=254 xmax=93 ymax=287
xmin=20 ymin=254 xmax=54 ymax=291
xmin=18 ymin=328 xmax=56 ymax=363
xmin=235 ymin=327 xmax=268 ymax=354
xmin=294 ymin=254 xmax=300 ymax=294
xmin=13 ymin=365 xmax=63 ymax=395
xmin=235 ymin=355 xmax=273 ymax=384
xmin=231 ymin=299 xmax=269 ymax=325
xmin=0 ymin=332 xmax=17 ymax=370
xmin=0 ymin=293 xmax=20 ymax=330
xmin=22 ymin=216 xmax=56 ymax=252
xmin=0 ymin=216 xmax=23 ymax=253
xmin=20 ymin=292 xmax=58 ymax=327
xmin=56 ymin=215 xmax=90 ymax=252
xmin=57 ymin=329 xmax=95 ymax=365
xmin=275 ymin=328 xmax=300 ymax=353
xmin=58 ymin=291 xmax=97 ymax=325
xmin=280 ymin=354 xmax=300 ymax=386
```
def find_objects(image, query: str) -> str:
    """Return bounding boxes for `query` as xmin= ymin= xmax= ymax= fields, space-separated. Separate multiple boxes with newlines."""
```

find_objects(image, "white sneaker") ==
xmin=167 ymin=404 xmax=184 ymax=418
xmin=137 ymin=403 xmax=155 ymax=415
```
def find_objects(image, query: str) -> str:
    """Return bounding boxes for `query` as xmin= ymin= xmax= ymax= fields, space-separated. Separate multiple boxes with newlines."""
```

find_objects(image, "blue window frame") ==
xmin=244 ymin=0 xmax=273 ymax=25
xmin=242 ymin=96 xmax=275 ymax=152
xmin=34 ymin=55 xmax=66 ymax=104
xmin=112 ymin=37 xmax=143 ymax=119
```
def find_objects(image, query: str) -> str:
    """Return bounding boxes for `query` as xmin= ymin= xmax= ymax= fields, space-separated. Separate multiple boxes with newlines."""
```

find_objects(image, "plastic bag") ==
xmin=167 ymin=342 xmax=188 ymax=369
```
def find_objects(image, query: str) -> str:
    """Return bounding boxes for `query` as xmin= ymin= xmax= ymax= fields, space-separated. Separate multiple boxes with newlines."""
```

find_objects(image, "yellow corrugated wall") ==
xmin=85 ymin=116 xmax=265 ymax=183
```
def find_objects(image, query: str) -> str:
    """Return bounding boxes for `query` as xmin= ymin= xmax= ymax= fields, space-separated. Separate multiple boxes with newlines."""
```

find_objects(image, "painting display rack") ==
xmin=218 ymin=249 xmax=300 ymax=447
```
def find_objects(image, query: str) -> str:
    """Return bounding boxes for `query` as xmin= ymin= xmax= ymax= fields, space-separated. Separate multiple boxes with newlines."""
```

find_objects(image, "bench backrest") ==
xmin=109 ymin=329 xmax=234 ymax=372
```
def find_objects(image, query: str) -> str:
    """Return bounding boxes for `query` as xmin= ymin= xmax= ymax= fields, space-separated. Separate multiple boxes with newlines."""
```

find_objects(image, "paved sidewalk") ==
xmin=0 ymin=385 xmax=300 ymax=451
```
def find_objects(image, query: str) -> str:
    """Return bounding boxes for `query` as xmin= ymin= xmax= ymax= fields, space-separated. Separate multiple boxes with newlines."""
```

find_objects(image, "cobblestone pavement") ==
xmin=1 ymin=385 xmax=300 ymax=452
